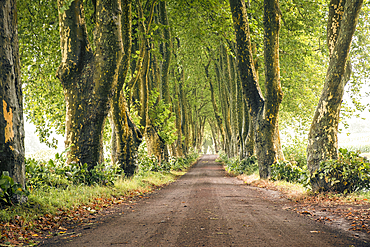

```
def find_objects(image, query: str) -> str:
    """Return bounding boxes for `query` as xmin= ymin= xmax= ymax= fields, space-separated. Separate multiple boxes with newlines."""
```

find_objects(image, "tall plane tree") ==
xmin=57 ymin=0 xmax=124 ymax=168
xmin=307 ymin=0 xmax=363 ymax=191
xmin=111 ymin=0 xmax=143 ymax=176
xmin=0 ymin=0 xmax=25 ymax=186
xmin=229 ymin=0 xmax=283 ymax=178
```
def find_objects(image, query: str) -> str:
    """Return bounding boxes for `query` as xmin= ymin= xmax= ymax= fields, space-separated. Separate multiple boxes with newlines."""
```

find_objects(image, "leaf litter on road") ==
xmin=0 ymin=187 xmax=161 ymax=246
xmin=239 ymin=174 xmax=370 ymax=237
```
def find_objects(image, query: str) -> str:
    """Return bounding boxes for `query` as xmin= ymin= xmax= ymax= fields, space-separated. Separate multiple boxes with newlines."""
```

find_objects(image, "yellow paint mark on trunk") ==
xmin=3 ymin=100 xmax=14 ymax=143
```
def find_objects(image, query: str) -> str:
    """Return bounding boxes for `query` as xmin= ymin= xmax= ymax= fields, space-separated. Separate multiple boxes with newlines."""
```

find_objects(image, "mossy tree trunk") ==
xmin=307 ymin=0 xmax=363 ymax=191
xmin=214 ymin=57 xmax=231 ymax=156
xmin=174 ymin=69 xmax=184 ymax=157
xmin=179 ymin=80 xmax=190 ymax=155
xmin=219 ymin=46 xmax=233 ymax=157
xmin=174 ymin=85 xmax=183 ymax=156
xmin=133 ymin=0 xmax=168 ymax=162
xmin=159 ymin=0 xmax=171 ymax=105
xmin=228 ymin=53 xmax=239 ymax=157
xmin=57 ymin=0 xmax=124 ymax=168
xmin=110 ymin=0 xmax=143 ymax=176
xmin=205 ymin=62 xmax=226 ymax=150
xmin=0 ymin=0 xmax=25 ymax=186
xmin=229 ymin=0 xmax=283 ymax=178
xmin=208 ymin=119 xmax=220 ymax=153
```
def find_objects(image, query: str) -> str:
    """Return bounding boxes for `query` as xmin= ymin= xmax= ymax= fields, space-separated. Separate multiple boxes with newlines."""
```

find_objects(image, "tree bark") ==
xmin=57 ymin=0 xmax=124 ymax=168
xmin=179 ymin=80 xmax=189 ymax=155
xmin=220 ymin=47 xmax=233 ymax=157
xmin=159 ymin=0 xmax=171 ymax=105
xmin=307 ymin=0 xmax=363 ymax=191
xmin=228 ymin=53 xmax=239 ymax=157
xmin=208 ymin=119 xmax=220 ymax=153
xmin=214 ymin=57 xmax=231 ymax=156
xmin=174 ymin=71 xmax=183 ymax=157
xmin=244 ymin=110 xmax=256 ymax=157
xmin=110 ymin=0 xmax=143 ymax=175
xmin=205 ymin=62 xmax=226 ymax=149
xmin=229 ymin=0 xmax=283 ymax=178
xmin=0 ymin=0 xmax=25 ymax=186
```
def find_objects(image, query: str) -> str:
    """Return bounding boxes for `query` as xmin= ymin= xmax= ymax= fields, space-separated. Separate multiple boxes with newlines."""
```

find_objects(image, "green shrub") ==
xmin=171 ymin=157 xmax=188 ymax=171
xmin=85 ymin=163 xmax=123 ymax=185
xmin=25 ymin=150 xmax=122 ymax=190
xmin=171 ymin=153 xmax=198 ymax=171
xmin=223 ymin=155 xmax=258 ymax=175
xmin=137 ymin=154 xmax=197 ymax=174
xmin=271 ymin=161 xmax=308 ymax=183
xmin=137 ymin=154 xmax=163 ymax=173
xmin=136 ymin=141 xmax=198 ymax=174
xmin=312 ymin=148 xmax=370 ymax=193
xmin=216 ymin=151 xmax=229 ymax=164
xmin=0 ymin=171 xmax=29 ymax=206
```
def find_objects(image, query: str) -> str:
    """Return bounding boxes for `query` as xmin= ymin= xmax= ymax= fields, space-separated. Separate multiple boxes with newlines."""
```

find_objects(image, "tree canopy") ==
xmin=1 ymin=0 xmax=368 ymax=190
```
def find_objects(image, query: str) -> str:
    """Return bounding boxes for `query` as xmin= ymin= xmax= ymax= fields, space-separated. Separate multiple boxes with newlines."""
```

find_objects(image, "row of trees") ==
xmin=230 ymin=0 xmax=364 ymax=191
xmin=1 ymin=0 xmax=368 ymax=191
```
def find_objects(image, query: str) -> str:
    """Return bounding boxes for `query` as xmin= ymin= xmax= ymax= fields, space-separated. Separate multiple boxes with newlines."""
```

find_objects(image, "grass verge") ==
xmin=239 ymin=173 xmax=370 ymax=204
xmin=0 ymin=170 xmax=185 ymax=246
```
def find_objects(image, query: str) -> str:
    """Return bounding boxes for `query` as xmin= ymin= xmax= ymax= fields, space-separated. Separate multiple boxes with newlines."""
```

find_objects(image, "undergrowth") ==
xmin=219 ymin=144 xmax=370 ymax=195
xmin=217 ymin=152 xmax=258 ymax=176
xmin=0 ymin=171 xmax=177 ymax=223
xmin=0 ymin=145 xmax=198 ymax=224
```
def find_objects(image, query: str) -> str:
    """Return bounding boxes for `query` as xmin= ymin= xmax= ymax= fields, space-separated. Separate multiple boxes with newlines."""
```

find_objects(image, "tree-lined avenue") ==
xmin=40 ymin=155 xmax=367 ymax=247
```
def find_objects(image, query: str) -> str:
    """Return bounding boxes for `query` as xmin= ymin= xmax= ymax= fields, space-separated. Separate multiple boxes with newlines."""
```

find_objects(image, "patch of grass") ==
xmin=0 ymin=171 xmax=177 ymax=223
xmin=170 ymin=171 xmax=187 ymax=177
xmin=115 ymin=171 xmax=176 ymax=195
xmin=240 ymin=173 xmax=370 ymax=205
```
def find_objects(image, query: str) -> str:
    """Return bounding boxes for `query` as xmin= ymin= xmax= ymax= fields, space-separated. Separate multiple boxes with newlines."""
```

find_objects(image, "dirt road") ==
xmin=40 ymin=155 xmax=368 ymax=246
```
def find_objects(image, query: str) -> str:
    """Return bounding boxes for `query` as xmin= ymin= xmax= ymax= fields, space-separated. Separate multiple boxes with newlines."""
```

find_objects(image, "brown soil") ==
xmin=39 ymin=155 xmax=369 ymax=246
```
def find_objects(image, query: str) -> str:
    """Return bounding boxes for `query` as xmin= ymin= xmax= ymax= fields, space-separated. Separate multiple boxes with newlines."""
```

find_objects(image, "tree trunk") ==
xmin=179 ymin=80 xmax=189 ymax=155
xmin=229 ymin=0 xmax=283 ymax=178
xmin=0 ymin=0 xmax=25 ymax=186
xmin=220 ymin=46 xmax=233 ymax=157
xmin=208 ymin=120 xmax=220 ymax=153
xmin=139 ymin=46 xmax=150 ymax=131
xmin=115 ymin=97 xmax=143 ymax=175
xmin=307 ymin=0 xmax=363 ymax=191
xmin=196 ymin=116 xmax=206 ymax=152
xmin=237 ymin=69 xmax=246 ymax=159
xmin=174 ymin=74 xmax=183 ymax=157
xmin=110 ymin=0 xmax=142 ymax=175
xmin=228 ymin=53 xmax=239 ymax=157
xmin=214 ymin=58 xmax=231 ymax=156
xmin=245 ymin=110 xmax=256 ymax=157
xmin=159 ymin=0 xmax=171 ymax=105
xmin=274 ymin=118 xmax=284 ymax=160
xmin=205 ymin=62 xmax=226 ymax=149
xmin=57 ymin=0 xmax=123 ymax=168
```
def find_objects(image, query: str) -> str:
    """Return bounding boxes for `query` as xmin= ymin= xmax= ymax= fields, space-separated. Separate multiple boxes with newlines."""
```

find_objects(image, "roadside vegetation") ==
xmin=219 ymin=140 xmax=370 ymax=235
xmin=0 ymin=145 xmax=198 ymax=246
xmin=220 ymin=139 xmax=370 ymax=195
